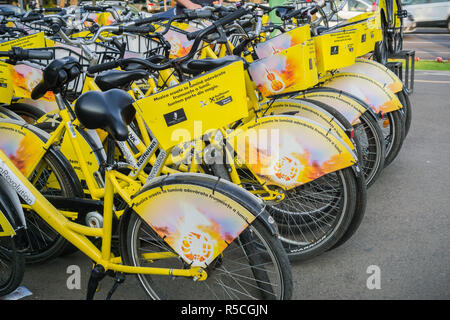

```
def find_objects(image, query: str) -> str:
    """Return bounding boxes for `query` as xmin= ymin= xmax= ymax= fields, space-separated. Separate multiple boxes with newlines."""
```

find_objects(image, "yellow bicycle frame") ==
xmin=0 ymin=147 xmax=206 ymax=279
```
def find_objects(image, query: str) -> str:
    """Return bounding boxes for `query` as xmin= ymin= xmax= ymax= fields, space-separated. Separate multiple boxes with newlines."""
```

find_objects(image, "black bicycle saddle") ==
xmin=95 ymin=69 xmax=149 ymax=91
xmin=31 ymin=56 xmax=81 ymax=100
xmin=275 ymin=5 xmax=295 ymax=20
xmin=74 ymin=89 xmax=135 ymax=141
xmin=181 ymin=55 xmax=247 ymax=75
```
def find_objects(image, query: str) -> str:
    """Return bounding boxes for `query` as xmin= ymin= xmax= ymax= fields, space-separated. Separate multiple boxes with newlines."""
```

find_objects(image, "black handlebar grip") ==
xmin=186 ymin=8 xmax=247 ymax=42
xmin=87 ymin=60 xmax=120 ymax=74
xmin=132 ymin=16 xmax=163 ymax=26
xmin=120 ymin=25 xmax=155 ymax=34
xmin=20 ymin=15 xmax=42 ymax=23
xmin=42 ymin=8 xmax=63 ymax=13
xmin=83 ymin=5 xmax=109 ymax=12
xmin=26 ymin=50 xmax=54 ymax=60
xmin=195 ymin=10 xmax=213 ymax=19
xmin=184 ymin=9 xmax=213 ymax=20
xmin=212 ymin=7 xmax=248 ymax=28
xmin=186 ymin=29 xmax=201 ymax=41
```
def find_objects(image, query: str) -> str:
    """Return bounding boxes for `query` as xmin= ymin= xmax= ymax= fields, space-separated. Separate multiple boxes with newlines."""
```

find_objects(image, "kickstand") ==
xmin=106 ymin=272 xmax=125 ymax=300
xmin=86 ymin=264 xmax=106 ymax=300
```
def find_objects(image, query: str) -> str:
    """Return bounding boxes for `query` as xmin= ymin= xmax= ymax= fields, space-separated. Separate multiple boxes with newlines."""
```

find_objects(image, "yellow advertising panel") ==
xmin=0 ymin=62 xmax=13 ymax=104
xmin=0 ymin=121 xmax=46 ymax=177
xmin=132 ymin=183 xmax=256 ymax=268
xmin=254 ymin=24 xmax=311 ymax=59
xmin=134 ymin=61 xmax=248 ymax=150
xmin=0 ymin=32 xmax=46 ymax=50
xmin=339 ymin=12 xmax=383 ymax=57
xmin=227 ymin=115 xmax=357 ymax=189
xmin=248 ymin=40 xmax=318 ymax=97
xmin=314 ymin=29 xmax=358 ymax=75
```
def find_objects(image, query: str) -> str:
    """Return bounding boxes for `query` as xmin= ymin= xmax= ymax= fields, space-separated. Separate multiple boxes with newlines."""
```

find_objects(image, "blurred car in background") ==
xmin=402 ymin=0 xmax=450 ymax=32
xmin=329 ymin=0 xmax=416 ymax=32
xmin=336 ymin=0 xmax=374 ymax=20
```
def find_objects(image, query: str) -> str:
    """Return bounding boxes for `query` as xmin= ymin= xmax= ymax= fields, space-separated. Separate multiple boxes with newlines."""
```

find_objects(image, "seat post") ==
xmin=54 ymin=93 xmax=67 ymax=111
xmin=106 ymin=136 xmax=116 ymax=168
xmin=54 ymin=92 xmax=78 ymax=120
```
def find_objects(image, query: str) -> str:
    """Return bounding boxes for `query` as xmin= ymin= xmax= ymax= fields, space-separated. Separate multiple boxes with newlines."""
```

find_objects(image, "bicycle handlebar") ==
xmin=88 ymin=6 xmax=250 ymax=74
xmin=82 ymin=5 xmax=112 ymax=12
xmin=0 ymin=47 xmax=54 ymax=61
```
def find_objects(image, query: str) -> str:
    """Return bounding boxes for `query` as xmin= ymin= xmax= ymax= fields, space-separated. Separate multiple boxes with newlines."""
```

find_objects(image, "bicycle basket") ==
xmin=121 ymin=32 xmax=168 ymax=58
xmin=313 ymin=29 xmax=358 ymax=75
xmin=133 ymin=61 xmax=248 ymax=151
xmin=337 ymin=12 xmax=383 ymax=57
xmin=248 ymin=40 xmax=318 ymax=97
xmin=254 ymin=24 xmax=311 ymax=59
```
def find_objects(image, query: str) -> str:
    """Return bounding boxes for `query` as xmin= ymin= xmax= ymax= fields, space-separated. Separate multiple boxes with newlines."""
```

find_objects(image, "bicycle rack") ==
xmin=388 ymin=50 xmax=415 ymax=95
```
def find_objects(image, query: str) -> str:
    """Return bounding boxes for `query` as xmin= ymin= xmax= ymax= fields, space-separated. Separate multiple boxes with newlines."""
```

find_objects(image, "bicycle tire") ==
xmin=380 ymin=110 xmax=405 ymax=167
xmin=0 ymin=236 xmax=25 ymax=297
xmin=396 ymin=88 xmax=412 ymax=138
xmin=374 ymin=13 xmax=389 ymax=65
xmin=125 ymin=211 xmax=292 ymax=300
xmin=22 ymin=149 xmax=82 ymax=264
xmin=269 ymin=167 xmax=358 ymax=261
xmin=121 ymin=174 xmax=292 ymax=300
xmin=296 ymin=100 xmax=368 ymax=251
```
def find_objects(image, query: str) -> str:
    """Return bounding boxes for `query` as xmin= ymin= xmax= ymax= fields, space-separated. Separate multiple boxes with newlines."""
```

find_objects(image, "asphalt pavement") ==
xmin=404 ymin=27 xmax=450 ymax=60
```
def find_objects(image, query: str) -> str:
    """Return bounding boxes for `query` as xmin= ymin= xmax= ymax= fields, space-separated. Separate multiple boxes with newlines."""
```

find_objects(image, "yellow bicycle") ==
xmin=0 ymin=47 xmax=293 ymax=300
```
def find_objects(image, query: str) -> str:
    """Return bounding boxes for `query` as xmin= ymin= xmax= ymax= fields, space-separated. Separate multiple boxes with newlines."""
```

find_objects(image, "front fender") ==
xmin=298 ymin=88 xmax=371 ymax=125
xmin=322 ymin=72 xmax=403 ymax=115
xmin=125 ymin=173 xmax=276 ymax=268
xmin=227 ymin=115 xmax=358 ymax=190
xmin=0 ymin=119 xmax=48 ymax=177
xmin=338 ymin=58 xmax=403 ymax=93
xmin=259 ymin=99 xmax=355 ymax=152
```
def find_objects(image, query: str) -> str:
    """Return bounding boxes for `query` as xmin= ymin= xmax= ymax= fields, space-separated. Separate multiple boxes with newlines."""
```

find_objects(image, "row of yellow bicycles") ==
xmin=0 ymin=0 xmax=411 ymax=300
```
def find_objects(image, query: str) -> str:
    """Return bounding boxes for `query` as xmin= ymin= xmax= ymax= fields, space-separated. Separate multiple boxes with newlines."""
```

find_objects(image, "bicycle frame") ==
xmin=0 ymin=146 xmax=206 ymax=279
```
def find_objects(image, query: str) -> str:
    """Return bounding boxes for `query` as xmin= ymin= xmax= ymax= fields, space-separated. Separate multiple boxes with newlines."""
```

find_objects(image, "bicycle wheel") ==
xmin=396 ymin=88 xmax=412 ymax=138
xmin=235 ymin=165 xmax=357 ymax=260
xmin=23 ymin=149 xmax=82 ymax=264
xmin=353 ymin=111 xmax=386 ymax=187
xmin=374 ymin=14 xmax=389 ymax=65
xmin=267 ymin=167 xmax=358 ymax=261
xmin=380 ymin=110 xmax=405 ymax=167
xmin=124 ymin=211 xmax=292 ymax=300
xmin=212 ymin=142 xmax=359 ymax=261
xmin=0 ymin=236 xmax=25 ymax=297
